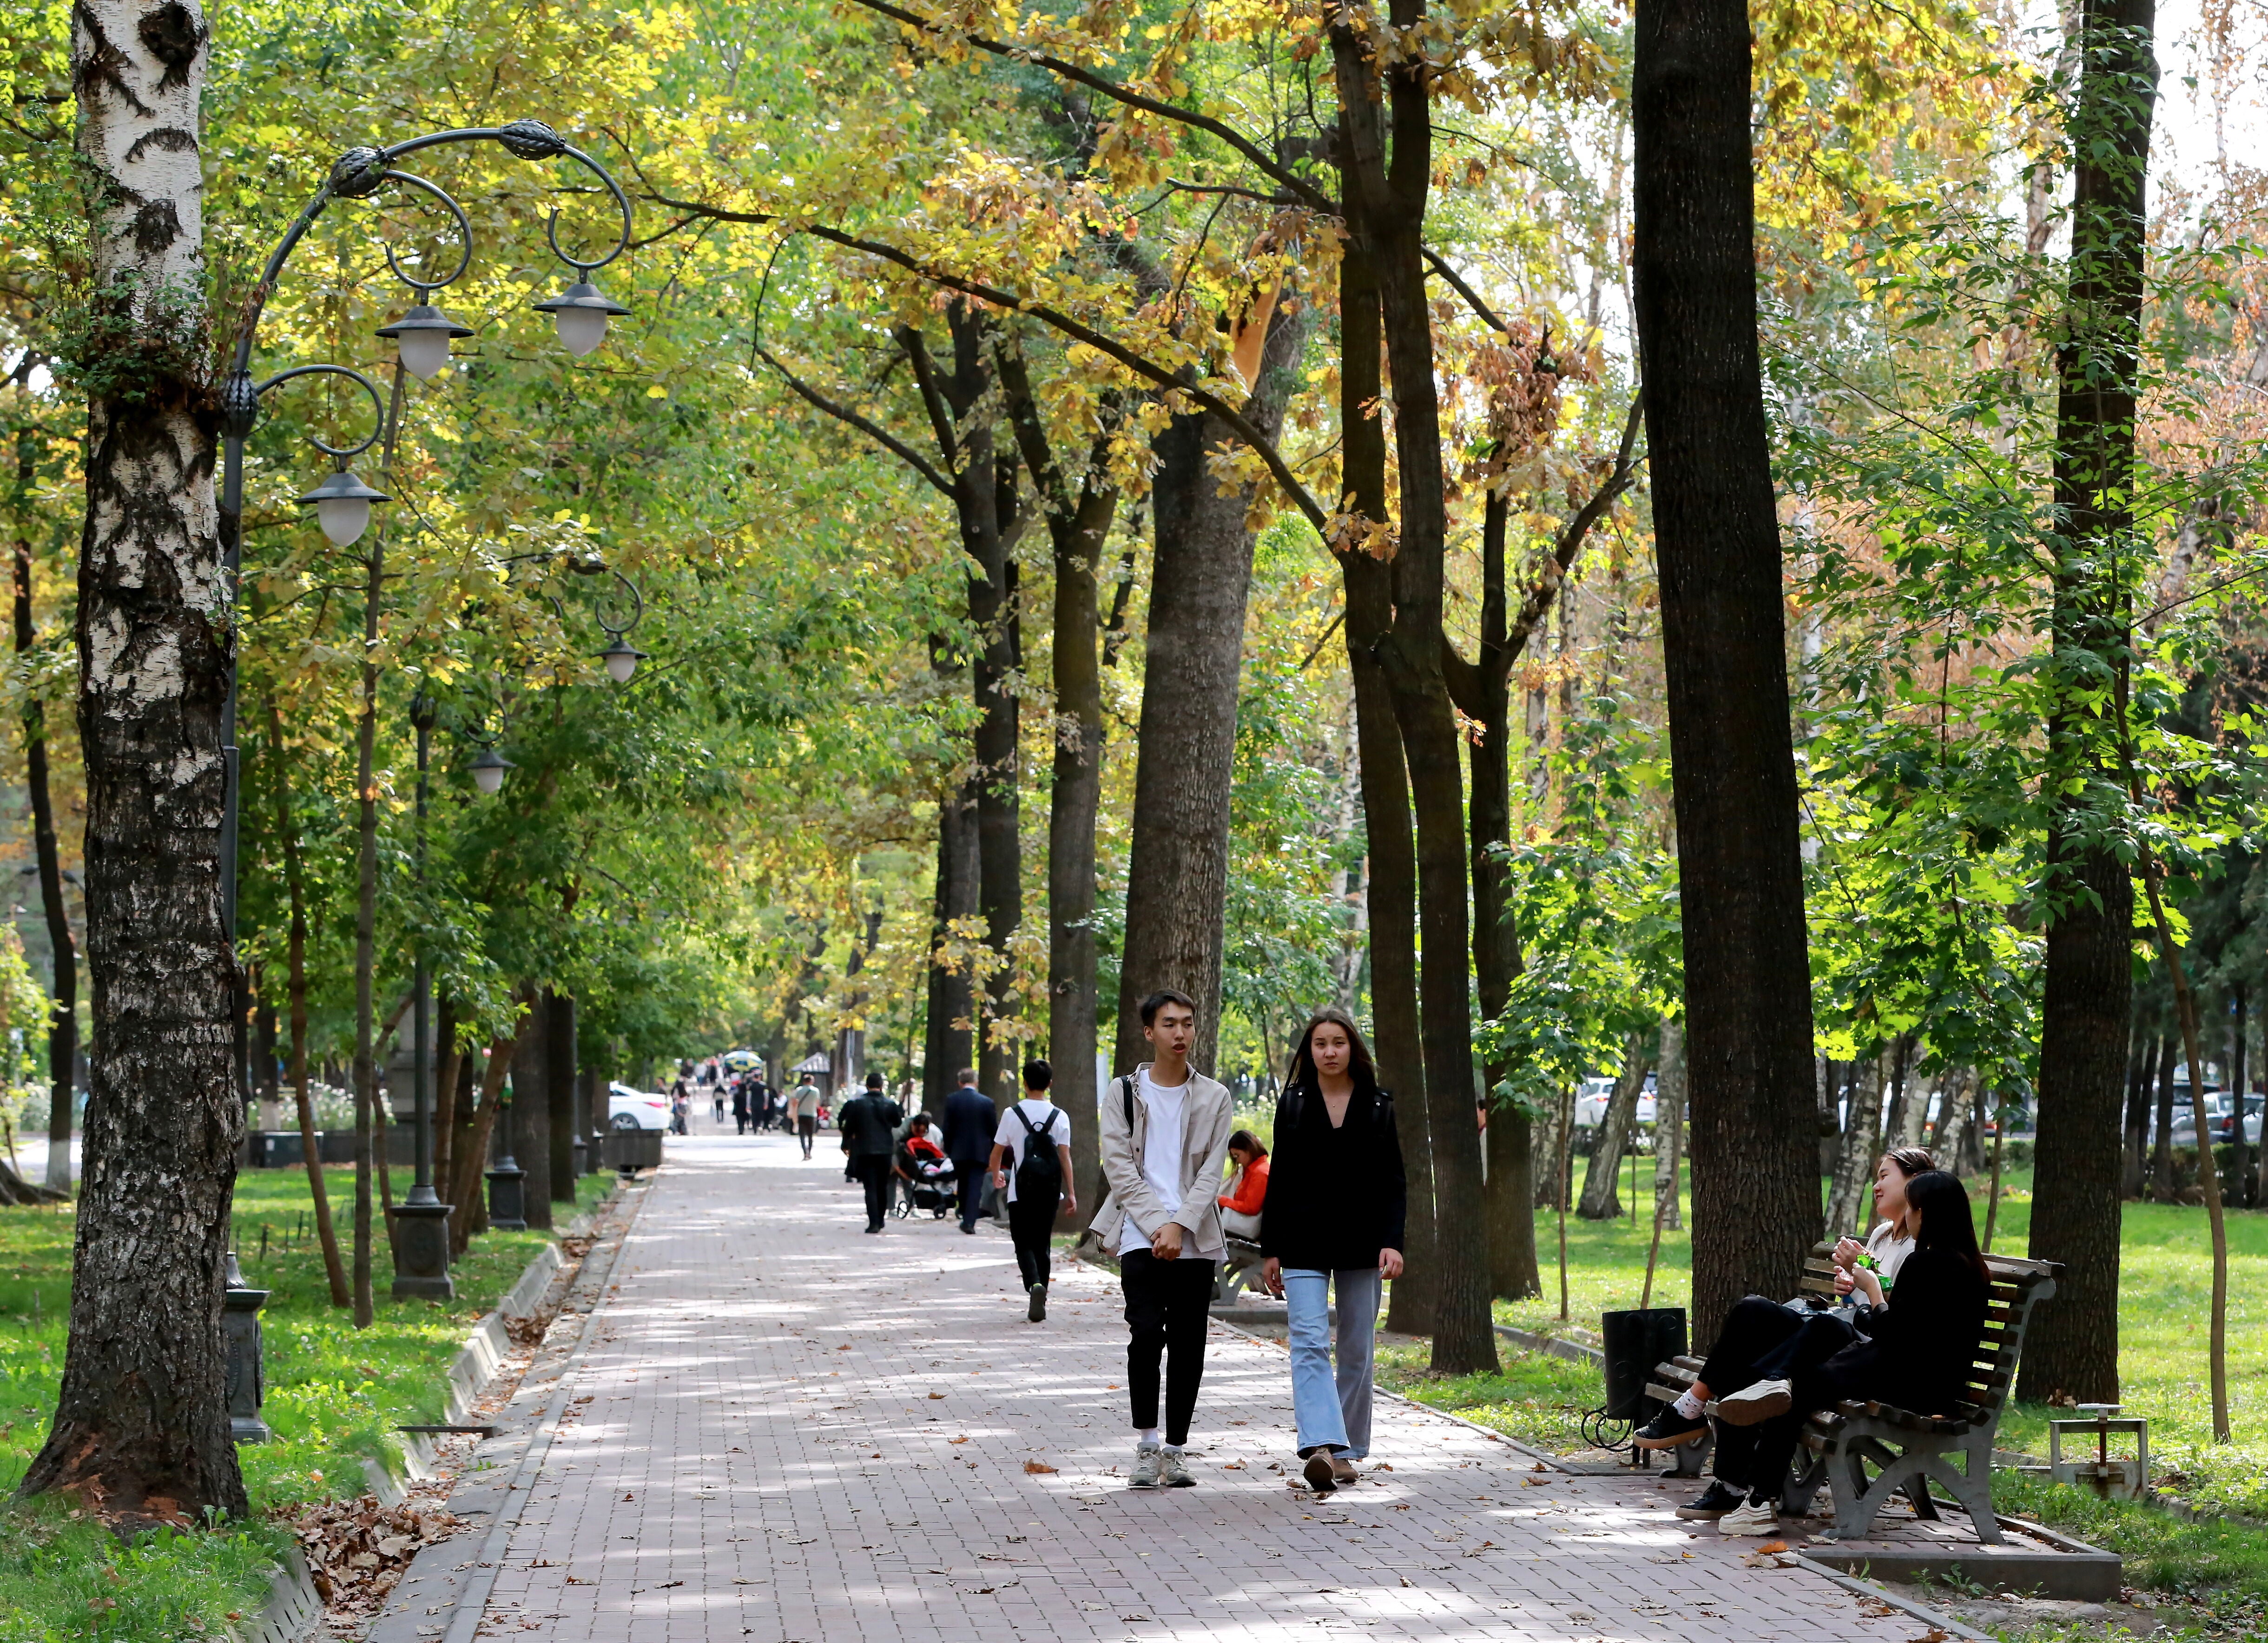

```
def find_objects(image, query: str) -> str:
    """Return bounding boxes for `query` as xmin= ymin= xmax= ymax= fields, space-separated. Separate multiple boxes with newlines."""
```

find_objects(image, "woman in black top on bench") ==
xmin=1635 ymin=1145 xmax=1935 ymax=1492
xmin=1706 ymin=1170 xmax=1990 ymax=1535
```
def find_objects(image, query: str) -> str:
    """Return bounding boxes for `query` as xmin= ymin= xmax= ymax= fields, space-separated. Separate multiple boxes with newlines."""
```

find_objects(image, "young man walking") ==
xmin=791 ymin=1075 xmax=821 ymax=1159
xmin=942 ymin=1067 xmax=997 ymax=1235
xmin=990 ymin=1059 xmax=1077 ymax=1321
xmin=1098 ymin=990 xmax=1234 ymax=1488
xmin=836 ymin=1072 xmax=903 ymax=1233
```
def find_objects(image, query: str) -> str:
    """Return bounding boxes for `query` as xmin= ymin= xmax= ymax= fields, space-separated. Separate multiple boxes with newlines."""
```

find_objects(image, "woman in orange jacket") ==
xmin=1217 ymin=1130 xmax=1270 ymax=1239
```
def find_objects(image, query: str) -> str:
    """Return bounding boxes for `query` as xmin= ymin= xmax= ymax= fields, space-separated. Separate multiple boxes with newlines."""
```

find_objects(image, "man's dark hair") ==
xmin=866 ymin=1071 xmax=885 ymax=1090
xmin=1023 ymin=1058 xmax=1052 ymax=1091
xmin=1139 ymin=988 xmax=1198 ymax=1027
xmin=957 ymin=1067 xmax=979 ymax=1086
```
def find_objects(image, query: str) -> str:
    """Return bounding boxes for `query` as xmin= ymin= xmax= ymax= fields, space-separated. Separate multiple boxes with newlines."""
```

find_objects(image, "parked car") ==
xmin=1572 ymin=1073 xmax=1658 ymax=1130
xmin=2169 ymin=1091 xmax=2263 ymax=1148
xmin=608 ymin=1081 xmax=672 ymax=1131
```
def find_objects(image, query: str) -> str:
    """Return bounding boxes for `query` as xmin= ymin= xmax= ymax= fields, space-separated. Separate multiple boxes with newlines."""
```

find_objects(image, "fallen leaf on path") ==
xmin=1399 ymin=1577 xmax=1414 ymax=1588
xmin=1757 ymin=1540 xmax=1788 ymax=1554
xmin=1023 ymin=1460 xmax=1057 ymax=1474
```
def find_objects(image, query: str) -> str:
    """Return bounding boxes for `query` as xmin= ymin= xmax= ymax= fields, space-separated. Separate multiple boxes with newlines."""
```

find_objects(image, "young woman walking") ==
xmin=1259 ymin=1008 xmax=1406 ymax=1494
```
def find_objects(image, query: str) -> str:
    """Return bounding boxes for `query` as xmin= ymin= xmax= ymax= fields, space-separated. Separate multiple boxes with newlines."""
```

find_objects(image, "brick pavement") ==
xmin=471 ymin=1131 xmax=1943 ymax=1642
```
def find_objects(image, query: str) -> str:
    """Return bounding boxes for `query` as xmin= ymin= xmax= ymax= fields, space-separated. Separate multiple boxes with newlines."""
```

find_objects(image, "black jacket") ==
xmin=942 ymin=1084 xmax=996 ymax=1162
xmin=837 ymin=1093 xmax=904 ymax=1158
xmin=1258 ymin=1081 xmax=1406 ymax=1270
xmin=1825 ymin=1247 xmax=1989 ymax=1414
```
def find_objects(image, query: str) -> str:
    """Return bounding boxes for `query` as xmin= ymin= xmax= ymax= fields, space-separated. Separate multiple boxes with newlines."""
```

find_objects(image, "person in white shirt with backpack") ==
xmin=989 ymin=1059 xmax=1078 ymax=1321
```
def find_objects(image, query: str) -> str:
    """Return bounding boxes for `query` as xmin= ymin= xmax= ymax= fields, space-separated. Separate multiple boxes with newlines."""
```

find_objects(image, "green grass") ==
xmin=0 ymin=1165 xmax=612 ymax=1642
xmin=1377 ymin=1340 xmax=1605 ymax=1452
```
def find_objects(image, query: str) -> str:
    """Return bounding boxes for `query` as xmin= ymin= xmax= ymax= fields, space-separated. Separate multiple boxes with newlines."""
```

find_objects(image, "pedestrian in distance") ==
xmin=731 ymin=1075 xmax=751 ymax=1136
xmin=943 ymin=1067 xmax=997 ymax=1235
xmin=837 ymin=1071 xmax=904 ymax=1234
xmin=791 ymin=1076 xmax=822 ymax=1159
xmin=1098 ymin=989 xmax=1234 ymax=1489
xmin=1257 ymin=1008 xmax=1405 ymax=1494
xmin=989 ymin=1058 xmax=1077 ymax=1321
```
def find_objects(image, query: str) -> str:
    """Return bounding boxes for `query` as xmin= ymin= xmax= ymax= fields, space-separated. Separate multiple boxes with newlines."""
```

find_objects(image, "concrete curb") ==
xmin=246 ymin=1180 xmax=623 ymax=1640
xmin=1495 ymin=1321 xmax=1606 ymax=1367
xmin=1790 ymin=1552 xmax=1994 ymax=1642
xmin=434 ymin=1178 xmax=649 ymax=1643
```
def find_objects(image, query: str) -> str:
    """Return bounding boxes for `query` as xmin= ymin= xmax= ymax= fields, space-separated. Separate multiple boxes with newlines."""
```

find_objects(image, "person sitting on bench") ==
xmin=1217 ymin=1130 xmax=1270 ymax=1240
xmin=1633 ymin=1146 xmax=1936 ymax=1505
xmin=1699 ymin=1170 xmax=1989 ymax=1535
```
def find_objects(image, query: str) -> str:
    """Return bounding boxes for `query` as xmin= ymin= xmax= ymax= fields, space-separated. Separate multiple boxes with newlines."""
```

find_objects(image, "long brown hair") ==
xmin=1286 ymin=1007 xmax=1380 ymax=1095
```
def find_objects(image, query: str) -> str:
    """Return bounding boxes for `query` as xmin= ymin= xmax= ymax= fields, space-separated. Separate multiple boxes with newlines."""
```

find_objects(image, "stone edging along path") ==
xmin=241 ymin=1176 xmax=646 ymax=1643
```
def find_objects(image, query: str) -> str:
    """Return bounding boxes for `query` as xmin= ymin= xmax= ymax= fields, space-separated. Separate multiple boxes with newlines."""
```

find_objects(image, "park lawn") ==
xmin=0 ymin=1166 xmax=611 ymax=1643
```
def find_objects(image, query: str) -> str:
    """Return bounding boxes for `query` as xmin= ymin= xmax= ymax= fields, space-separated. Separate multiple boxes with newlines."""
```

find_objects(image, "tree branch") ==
xmin=755 ymin=345 xmax=956 ymax=496
xmin=644 ymin=194 xmax=1333 ymax=531
xmin=1495 ymin=393 xmax=1647 ymax=682
xmin=844 ymin=0 xmax=1337 ymax=214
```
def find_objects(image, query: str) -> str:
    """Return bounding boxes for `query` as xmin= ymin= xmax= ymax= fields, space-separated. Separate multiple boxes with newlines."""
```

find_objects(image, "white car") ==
xmin=608 ymin=1081 xmax=672 ymax=1130
xmin=1573 ymin=1074 xmax=1658 ymax=1129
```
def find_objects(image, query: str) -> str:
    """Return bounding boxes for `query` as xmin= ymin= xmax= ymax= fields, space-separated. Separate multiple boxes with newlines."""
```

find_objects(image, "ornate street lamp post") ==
xmin=218 ymin=119 xmax=641 ymax=1294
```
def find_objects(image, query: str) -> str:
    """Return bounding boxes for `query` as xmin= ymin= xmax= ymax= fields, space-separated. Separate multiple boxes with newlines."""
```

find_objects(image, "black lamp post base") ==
xmin=390 ymin=1200 xmax=455 ymax=1300
xmin=487 ymin=1160 xmax=527 ymax=1232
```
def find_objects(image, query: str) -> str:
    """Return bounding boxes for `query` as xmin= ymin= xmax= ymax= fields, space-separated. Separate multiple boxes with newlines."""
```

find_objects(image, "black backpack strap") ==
xmin=1121 ymin=1075 xmax=1136 ymax=1129
xmin=1014 ymin=1104 xmax=1040 ymax=1137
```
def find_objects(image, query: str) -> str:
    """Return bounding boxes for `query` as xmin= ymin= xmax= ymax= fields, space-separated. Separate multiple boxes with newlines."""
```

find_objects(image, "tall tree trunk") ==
xmin=997 ymin=346 xmax=1116 ymax=1222
xmin=1472 ymin=491 xmax=1538 ymax=1299
xmin=24 ymin=0 xmax=246 ymax=1522
xmin=433 ymin=992 xmax=459 ymax=1214
xmin=449 ymin=1030 xmax=521 ymax=1259
xmin=1580 ymin=1031 xmax=1656 ymax=1219
xmin=1653 ymin=1020 xmax=1686 ymax=1230
xmin=2022 ymin=0 xmax=2154 ymax=1406
xmin=1332 ymin=12 xmax=1494 ymax=1374
xmin=1326 ymin=228 xmax=1434 ymax=1328
xmin=2151 ymin=1038 xmax=2177 ymax=1197
xmin=1631 ymin=0 xmax=1823 ymax=1328
xmin=270 ymin=701 xmax=348 ymax=1308
xmin=514 ymin=989 xmax=552 ymax=1229
xmin=1824 ymin=1048 xmax=1888 ymax=1240
xmin=13 ymin=537 xmax=77 ymax=1194
xmin=925 ymin=764 xmax=979 ymax=1110
xmin=547 ymin=989 xmax=577 ymax=1204
xmin=2123 ymin=1031 xmax=2158 ymax=1197
xmin=1111 ymin=302 xmax=1312 ymax=1080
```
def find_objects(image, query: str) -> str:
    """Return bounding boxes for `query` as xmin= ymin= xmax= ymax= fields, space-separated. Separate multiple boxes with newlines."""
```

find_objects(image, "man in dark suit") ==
xmin=942 ymin=1068 xmax=997 ymax=1234
xmin=837 ymin=1072 xmax=905 ymax=1233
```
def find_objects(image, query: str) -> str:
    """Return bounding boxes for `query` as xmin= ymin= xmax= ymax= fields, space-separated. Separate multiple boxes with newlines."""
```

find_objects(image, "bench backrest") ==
xmin=1797 ymin=1240 xmax=2057 ymax=1422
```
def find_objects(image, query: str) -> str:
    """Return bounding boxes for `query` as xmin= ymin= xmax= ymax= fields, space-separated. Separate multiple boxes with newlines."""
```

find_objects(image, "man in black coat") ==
xmin=942 ymin=1068 xmax=996 ymax=1234
xmin=837 ymin=1073 xmax=905 ymax=1233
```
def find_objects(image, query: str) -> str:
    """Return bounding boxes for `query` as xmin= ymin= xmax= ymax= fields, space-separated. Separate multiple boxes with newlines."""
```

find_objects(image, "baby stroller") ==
xmin=893 ymin=1133 xmax=958 ymax=1219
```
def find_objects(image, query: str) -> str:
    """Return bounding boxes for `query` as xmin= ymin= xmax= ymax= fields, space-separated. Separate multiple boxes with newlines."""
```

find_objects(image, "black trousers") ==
xmin=1698 ymin=1296 xmax=1857 ymax=1487
xmin=1120 ymin=1250 xmax=1217 ymax=1446
xmin=1009 ymin=1192 xmax=1057 ymax=1288
xmin=851 ymin=1155 xmax=893 ymax=1228
xmin=797 ymin=1114 xmax=816 ymax=1156
xmin=954 ymin=1157 xmax=989 ymax=1229
xmin=1714 ymin=1353 xmax=1882 ymax=1496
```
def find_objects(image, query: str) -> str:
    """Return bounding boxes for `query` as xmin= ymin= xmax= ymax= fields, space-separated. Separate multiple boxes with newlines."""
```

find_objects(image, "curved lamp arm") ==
xmin=246 ymin=363 xmax=388 ymax=458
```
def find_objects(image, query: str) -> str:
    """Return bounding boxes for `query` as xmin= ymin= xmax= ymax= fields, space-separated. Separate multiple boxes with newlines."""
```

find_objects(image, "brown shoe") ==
xmin=1329 ymin=1456 xmax=1359 ymax=1486
xmin=1301 ymin=1452 xmax=1338 ymax=1493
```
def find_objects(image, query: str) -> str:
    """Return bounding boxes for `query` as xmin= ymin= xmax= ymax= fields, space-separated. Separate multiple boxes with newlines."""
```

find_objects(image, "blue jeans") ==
xmin=1283 ymin=1267 xmax=1382 ymax=1458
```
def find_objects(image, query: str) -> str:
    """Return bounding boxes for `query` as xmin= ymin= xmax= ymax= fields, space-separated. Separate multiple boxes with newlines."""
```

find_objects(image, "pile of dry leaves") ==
xmin=289 ymin=1493 xmax=462 ymax=1617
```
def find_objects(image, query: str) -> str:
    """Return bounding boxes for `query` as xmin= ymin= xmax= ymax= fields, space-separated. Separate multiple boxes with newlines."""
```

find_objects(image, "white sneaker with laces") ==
xmin=1128 ymin=1443 xmax=1164 ymax=1488
xmin=1716 ymin=1379 xmax=1793 ymax=1426
xmin=1159 ymin=1448 xmax=1196 ymax=1488
xmin=1718 ymin=1497 xmax=1782 ymax=1536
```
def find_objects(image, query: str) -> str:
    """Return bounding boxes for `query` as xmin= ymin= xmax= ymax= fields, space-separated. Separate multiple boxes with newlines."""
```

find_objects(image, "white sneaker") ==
xmin=1716 ymin=1379 xmax=1793 ymax=1426
xmin=1158 ymin=1449 xmax=1196 ymax=1488
xmin=1718 ymin=1497 xmax=1781 ymax=1536
xmin=1128 ymin=1443 xmax=1163 ymax=1488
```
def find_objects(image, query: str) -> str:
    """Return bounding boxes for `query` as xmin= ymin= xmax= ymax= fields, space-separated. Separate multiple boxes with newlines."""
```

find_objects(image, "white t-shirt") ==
xmin=993 ymin=1099 xmax=1067 ymax=1203
xmin=1866 ymin=1221 xmax=1916 ymax=1283
xmin=1118 ymin=1071 xmax=1196 ymax=1257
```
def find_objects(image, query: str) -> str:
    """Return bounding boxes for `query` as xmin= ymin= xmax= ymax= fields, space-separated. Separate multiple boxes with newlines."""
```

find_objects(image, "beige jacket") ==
xmin=1096 ymin=1063 xmax=1236 ymax=1262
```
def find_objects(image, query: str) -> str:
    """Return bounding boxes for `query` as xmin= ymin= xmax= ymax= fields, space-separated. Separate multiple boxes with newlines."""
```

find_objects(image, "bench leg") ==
xmin=1668 ymin=1426 xmax=1712 ymax=1479
xmin=1824 ymin=1437 xmax=2004 ymax=1545
xmin=1780 ymin=1450 xmax=1826 ymax=1518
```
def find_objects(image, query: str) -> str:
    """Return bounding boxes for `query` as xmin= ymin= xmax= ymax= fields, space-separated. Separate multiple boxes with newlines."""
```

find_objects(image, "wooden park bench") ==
xmin=1645 ymin=1242 xmax=2059 ymax=1542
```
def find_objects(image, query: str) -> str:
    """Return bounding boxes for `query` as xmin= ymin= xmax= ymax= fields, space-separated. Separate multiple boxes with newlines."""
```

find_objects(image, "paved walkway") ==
xmin=467 ymin=1131 xmax=1940 ymax=1643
